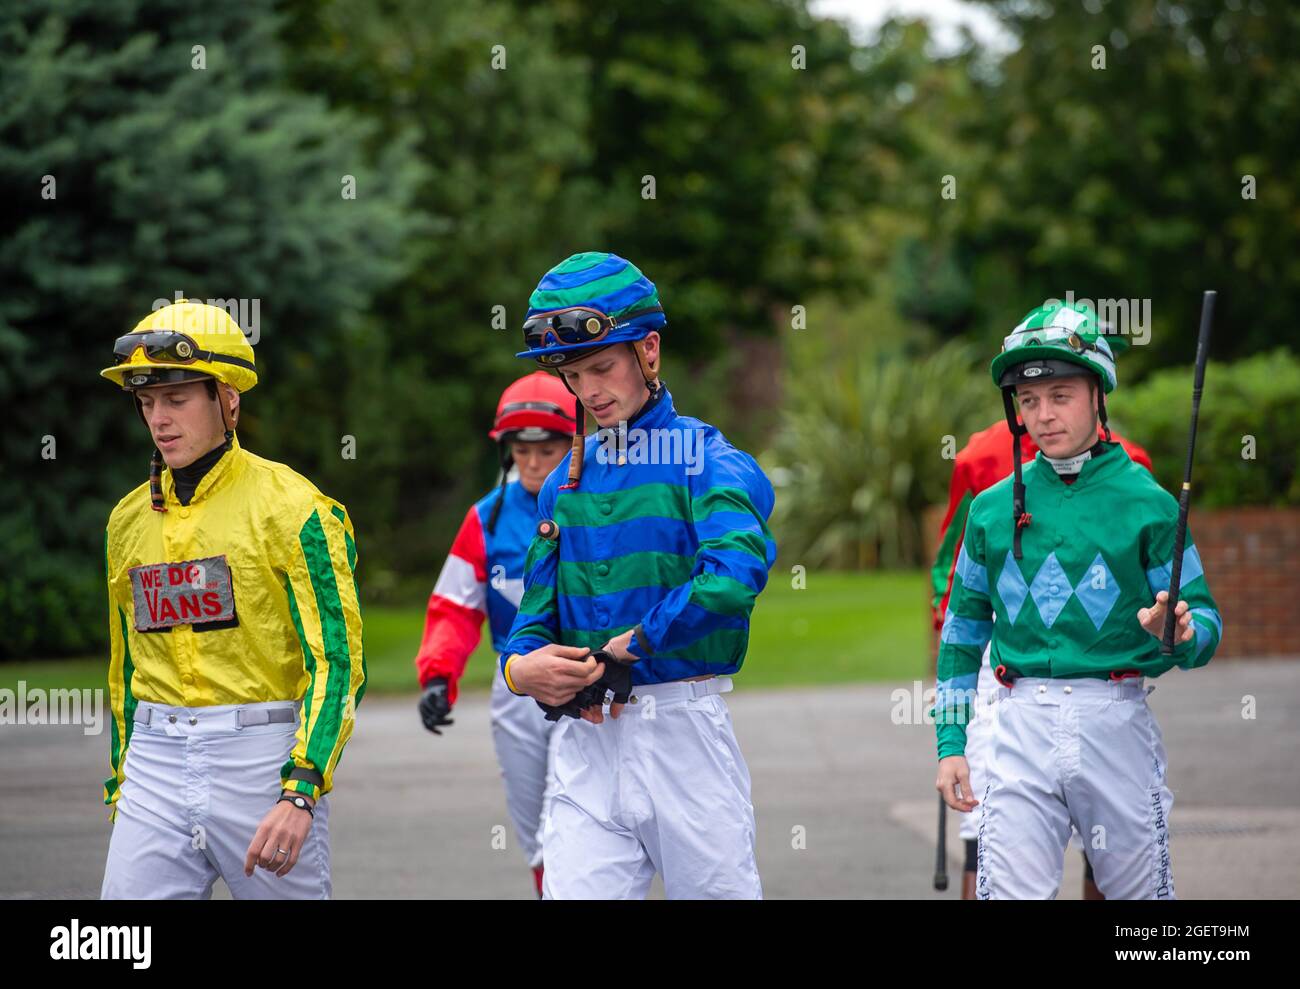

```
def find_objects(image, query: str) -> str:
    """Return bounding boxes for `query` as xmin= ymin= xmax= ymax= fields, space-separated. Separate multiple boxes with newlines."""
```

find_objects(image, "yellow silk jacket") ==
xmin=103 ymin=436 xmax=365 ymax=810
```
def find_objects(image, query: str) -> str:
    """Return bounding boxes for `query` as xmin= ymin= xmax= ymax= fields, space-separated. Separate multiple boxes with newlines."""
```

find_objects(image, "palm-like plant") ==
xmin=767 ymin=336 xmax=999 ymax=569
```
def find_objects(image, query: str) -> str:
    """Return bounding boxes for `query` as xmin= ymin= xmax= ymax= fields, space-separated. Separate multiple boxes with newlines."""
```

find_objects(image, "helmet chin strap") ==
xmin=633 ymin=338 xmax=661 ymax=395
xmin=217 ymin=382 xmax=238 ymax=438
xmin=148 ymin=448 xmax=168 ymax=513
xmin=554 ymin=371 xmax=587 ymax=491
xmin=487 ymin=440 xmax=513 ymax=534
xmin=1000 ymin=389 xmax=1031 ymax=560
xmin=1096 ymin=384 xmax=1112 ymax=441
xmin=129 ymin=393 xmax=170 ymax=514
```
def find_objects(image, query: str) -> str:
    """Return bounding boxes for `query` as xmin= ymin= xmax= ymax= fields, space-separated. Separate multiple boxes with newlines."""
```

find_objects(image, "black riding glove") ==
xmin=536 ymin=650 xmax=638 ymax=722
xmin=418 ymin=678 xmax=455 ymax=734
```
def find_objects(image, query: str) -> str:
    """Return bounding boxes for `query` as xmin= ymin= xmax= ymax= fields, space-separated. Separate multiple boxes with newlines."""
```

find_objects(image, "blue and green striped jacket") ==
xmin=502 ymin=387 xmax=777 ymax=684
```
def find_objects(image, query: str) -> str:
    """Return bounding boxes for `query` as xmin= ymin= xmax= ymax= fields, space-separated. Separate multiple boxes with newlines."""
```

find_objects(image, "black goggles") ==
xmin=113 ymin=331 xmax=255 ymax=371
xmin=522 ymin=305 xmax=662 ymax=351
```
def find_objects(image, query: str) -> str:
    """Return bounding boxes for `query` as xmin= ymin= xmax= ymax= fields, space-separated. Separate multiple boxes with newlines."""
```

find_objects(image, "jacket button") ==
xmin=168 ymin=714 xmax=177 ymax=723
xmin=1037 ymin=685 xmax=1047 ymax=694
xmin=189 ymin=716 xmax=198 ymax=725
xmin=597 ymin=563 xmax=610 ymax=577
xmin=1063 ymin=686 xmax=1073 ymax=694
xmin=181 ymin=674 xmax=194 ymax=685
xmin=179 ymin=509 xmax=190 ymax=519
xmin=600 ymin=502 xmax=612 ymax=515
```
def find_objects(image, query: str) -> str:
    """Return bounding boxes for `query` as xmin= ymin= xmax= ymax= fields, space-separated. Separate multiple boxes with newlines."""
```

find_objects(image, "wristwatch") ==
xmin=278 ymin=792 xmax=315 ymax=817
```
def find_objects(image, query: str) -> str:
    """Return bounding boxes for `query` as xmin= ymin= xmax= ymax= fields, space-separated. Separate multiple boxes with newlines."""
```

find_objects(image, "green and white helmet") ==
xmin=990 ymin=301 xmax=1128 ymax=394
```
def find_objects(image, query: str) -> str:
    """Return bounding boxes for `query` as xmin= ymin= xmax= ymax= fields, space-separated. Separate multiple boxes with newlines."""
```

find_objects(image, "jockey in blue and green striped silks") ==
xmin=499 ymin=252 xmax=776 ymax=899
xmin=502 ymin=252 xmax=777 ymax=689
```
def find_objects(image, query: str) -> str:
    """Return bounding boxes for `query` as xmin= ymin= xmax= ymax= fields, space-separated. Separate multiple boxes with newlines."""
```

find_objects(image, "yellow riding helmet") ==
xmin=101 ymin=301 xmax=258 ymax=393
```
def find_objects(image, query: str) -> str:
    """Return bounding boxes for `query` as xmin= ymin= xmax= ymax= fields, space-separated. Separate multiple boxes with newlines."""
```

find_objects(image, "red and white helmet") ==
xmin=488 ymin=371 xmax=577 ymax=442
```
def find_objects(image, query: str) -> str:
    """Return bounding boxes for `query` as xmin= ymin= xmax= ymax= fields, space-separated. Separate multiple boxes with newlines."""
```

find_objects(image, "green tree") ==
xmin=767 ymin=298 xmax=1002 ymax=569
xmin=275 ymin=0 xmax=606 ymax=592
xmin=0 ymin=0 xmax=422 ymax=657
xmin=277 ymin=0 xmax=906 ymax=585
xmin=929 ymin=0 xmax=1300 ymax=371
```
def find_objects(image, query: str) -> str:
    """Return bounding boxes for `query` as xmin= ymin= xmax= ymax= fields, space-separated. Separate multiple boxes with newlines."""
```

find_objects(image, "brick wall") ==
xmin=1187 ymin=507 xmax=1300 ymax=659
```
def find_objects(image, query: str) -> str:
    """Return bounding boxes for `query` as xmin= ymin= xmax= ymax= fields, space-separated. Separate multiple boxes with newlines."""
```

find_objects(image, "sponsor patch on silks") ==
xmin=129 ymin=555 xmax=236 ymax=632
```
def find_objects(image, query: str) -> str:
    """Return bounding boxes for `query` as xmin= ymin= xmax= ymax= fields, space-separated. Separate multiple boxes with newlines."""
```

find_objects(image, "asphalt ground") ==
xmin=2 ymin=658 xmax=1296 ymax=899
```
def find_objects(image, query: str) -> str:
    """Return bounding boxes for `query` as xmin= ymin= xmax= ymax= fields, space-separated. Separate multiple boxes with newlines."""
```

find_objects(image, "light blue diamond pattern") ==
xmin=1028 ymin=552 xmax=1071 ymax=628
xmin=1074 ymin=552 xmax=1122 ymax=630
xmin=997 ymin=551 xmax=1030 ymax=625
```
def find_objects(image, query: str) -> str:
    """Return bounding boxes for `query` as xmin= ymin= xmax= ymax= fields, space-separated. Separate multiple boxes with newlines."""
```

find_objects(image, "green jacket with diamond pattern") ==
xmin=935 ymin=442 xmax=1222 ymax=759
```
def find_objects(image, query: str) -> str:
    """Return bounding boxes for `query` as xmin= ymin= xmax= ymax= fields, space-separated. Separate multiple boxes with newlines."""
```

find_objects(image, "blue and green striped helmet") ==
xmin=517 ymin=252 xmax=666 ymax=366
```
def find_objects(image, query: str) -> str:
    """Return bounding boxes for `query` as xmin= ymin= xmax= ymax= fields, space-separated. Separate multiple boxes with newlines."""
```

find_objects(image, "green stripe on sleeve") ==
xmin=297 ymin=510 xmax=352 ymax=774
xmin=284 ymin=575 xmax=315 ymax=723
xmin=104 ymin=606 xmax=137 ymax=804
xmin=690 ymin=484 xmax=763 ymax=521
xmin=329 ymin=505 xmax=366 ymax=706
xmin=931 ymin=491 xmax=972 ymax=612
xmin=331 ymin=505 xmax=358 ymax=571
xmin=687 ymin=572 xmax=759 ymax=617
xmin=699 ymin=529 xmax=769 ymax=563
xmin=523 ymin=533 xmax=558 ymax=571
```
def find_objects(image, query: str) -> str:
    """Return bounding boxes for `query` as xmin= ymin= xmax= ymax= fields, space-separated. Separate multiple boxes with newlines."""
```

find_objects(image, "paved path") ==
xmin=2 ymin=659 xmax=1296 ymax=898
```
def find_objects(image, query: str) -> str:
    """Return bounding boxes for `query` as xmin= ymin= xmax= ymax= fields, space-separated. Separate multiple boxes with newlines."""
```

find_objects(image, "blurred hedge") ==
xmin=765 ymin=299 xmax=1002 ymax=569
xmin=1109 ymin=349 xmax=1300 ymax=507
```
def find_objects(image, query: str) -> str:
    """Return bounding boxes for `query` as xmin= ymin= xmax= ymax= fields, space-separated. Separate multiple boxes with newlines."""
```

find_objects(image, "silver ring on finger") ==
xmin=274 ymin=848 xmax=289 ymax=858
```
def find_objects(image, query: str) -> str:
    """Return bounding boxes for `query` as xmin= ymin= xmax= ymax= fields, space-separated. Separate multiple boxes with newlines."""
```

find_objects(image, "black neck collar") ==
xmin=172 ymin=438 xmax=231 ymax=506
